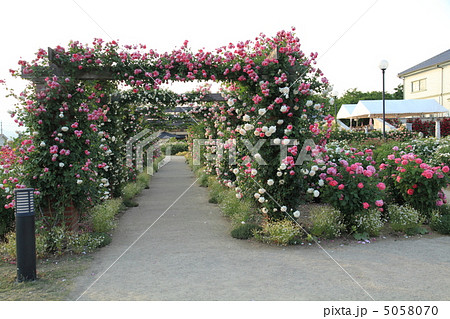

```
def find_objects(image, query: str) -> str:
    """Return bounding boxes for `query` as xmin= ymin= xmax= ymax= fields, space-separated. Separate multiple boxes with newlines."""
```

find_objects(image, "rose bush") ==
xmin=304 ymin=143 xmax=386 ymax=228
xmin=379 ymin=145 xmax=449 ymax=218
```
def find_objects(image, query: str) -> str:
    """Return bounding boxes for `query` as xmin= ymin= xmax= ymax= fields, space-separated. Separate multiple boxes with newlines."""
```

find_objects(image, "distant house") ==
xmin=0 ymin=134 xmax=7 ymax=146
xmin=398 ymin=49 xmax=450 ymax=112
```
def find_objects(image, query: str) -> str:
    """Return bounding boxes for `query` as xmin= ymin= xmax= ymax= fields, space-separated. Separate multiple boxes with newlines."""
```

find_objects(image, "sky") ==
xmin=1 ymin=0 xmax=449 ymax=138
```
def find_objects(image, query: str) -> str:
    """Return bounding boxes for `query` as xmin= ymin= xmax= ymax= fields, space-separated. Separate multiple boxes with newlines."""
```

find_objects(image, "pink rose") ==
xmin=377 ymin=182 xmax=386 ymax=190
xmin=363 ymin=202 xmax=370 ymax=209
xmin=421 ymin=169 xmax=434 ymax=179
xmin=357 ymin=182 xmax=364 ymax=189
xmin=375 ymin=200 xmax=384 ymax=207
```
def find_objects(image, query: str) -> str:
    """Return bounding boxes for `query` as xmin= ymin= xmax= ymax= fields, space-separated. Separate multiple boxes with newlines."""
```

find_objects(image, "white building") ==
xmin=398 ymin=49 xmax=450 ymax=112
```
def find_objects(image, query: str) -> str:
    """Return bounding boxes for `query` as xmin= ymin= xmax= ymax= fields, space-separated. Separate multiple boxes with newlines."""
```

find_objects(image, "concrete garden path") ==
xmin=69 ymin=156 xmax=450 ymax=301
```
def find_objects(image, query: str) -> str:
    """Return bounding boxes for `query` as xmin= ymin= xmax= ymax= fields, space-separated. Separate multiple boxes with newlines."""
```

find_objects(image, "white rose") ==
xmin=227 ymin=99 xmax=235 ymax=107
xmin=307 ymin=188 xmax=314 ymax=194
xmin=251 ymin=169 xmax=257 ymax=175
xmin=269 ymin=126 xmax=276 ymax=133
xmin=267 ymin=179 xmax=274 ymax=186
xmin=61 ymin=126 xmax=69 ymax=132
xmin=239 ymin=129 xmax=247 ymax=135
xmin=262 ymin=208 xmax=268 ymax=214
xmin=258 ymin=197 xmax=265 ymax=203
xmin=280 ymin=206 xmax=287 ymax=212
xmin=254 ymin=193 xmax=261 ymax=199
xmin=318 ymin=179 xmax=324 ymax=187
xmin=77 ymin=179 xmax=83 ymax=185
xmin=309 ymin=170 xmax=316 ymax=177
xmin=236 ymin=193 xmax=242 ymax=199
xmin=277 ymin=171 xmax=282 ymax=177
xmin=258 ymin=188 xmax=266 ymax=194
xmin=313 ymin=190 xmax=320 ymax=197
xmin=273 ymin=138 xmax=281 ymax=145
xmin=261 ymin=126 xmax=268 ymax=132
xmin=306 ymin=100 xmax=313 ymax=107
xmin=311 ymin=165 xmax=319 ymax=171
xmin=243 ymin=114 xmax=250 ymax=122
xmin=293 ymin=211 xmax=300 ymax=218
xmin=280 ymin=163 xmax=286 ymax=170
xmin=280 ymin=105 xmax=288 ymax=113
xmin=40 ymin=141 xmax=46 ymax=147
xmin=59 ymin=162 xmax=65 ymax=168
xmin=277 ymin=120 xmax=284 ymax=125
xmin=233 ymin=168 xmax=239 ymax=174
xmin=258 ymin=108 xmax=266 ymax=116
xmin=243 ymin=123 xmax=254 ymax=131
xmin=281 ymin=139 xmax=290 ymax=145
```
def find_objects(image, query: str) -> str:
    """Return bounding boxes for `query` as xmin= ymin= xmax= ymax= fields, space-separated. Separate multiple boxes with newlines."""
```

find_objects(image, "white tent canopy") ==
xmin=336 ymin=104 xmax=357 ymax=119
xmin=350 ymin=99 xmax=449 ymax=119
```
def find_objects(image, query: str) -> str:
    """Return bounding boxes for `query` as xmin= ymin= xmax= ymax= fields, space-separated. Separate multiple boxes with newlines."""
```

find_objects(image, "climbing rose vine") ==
xmin=5 ymin=29 xmax=333 ymax=225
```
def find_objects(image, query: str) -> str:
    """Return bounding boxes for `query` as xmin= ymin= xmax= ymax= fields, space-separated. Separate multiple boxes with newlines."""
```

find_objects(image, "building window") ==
xmin=411 ymin=79 xmax=426 ymax=92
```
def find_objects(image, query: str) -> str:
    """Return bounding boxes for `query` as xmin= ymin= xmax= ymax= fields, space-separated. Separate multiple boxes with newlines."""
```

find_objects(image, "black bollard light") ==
xmin=14 ymin=188 xmax=37 ymax=282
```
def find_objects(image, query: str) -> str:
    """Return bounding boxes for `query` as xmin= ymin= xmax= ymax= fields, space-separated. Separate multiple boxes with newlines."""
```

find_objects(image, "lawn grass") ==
xmin=0 ymin=254 xmax=92 ymax=301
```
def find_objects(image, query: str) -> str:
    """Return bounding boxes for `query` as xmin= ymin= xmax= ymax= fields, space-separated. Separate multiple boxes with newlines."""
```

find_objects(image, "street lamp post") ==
xmin=379 ymin=60 xmax=389 ymax=138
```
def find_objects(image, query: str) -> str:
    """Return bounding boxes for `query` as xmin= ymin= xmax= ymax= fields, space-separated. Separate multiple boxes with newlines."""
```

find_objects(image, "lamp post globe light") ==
xmin=379 ymin=60 xmax=388 ymax=138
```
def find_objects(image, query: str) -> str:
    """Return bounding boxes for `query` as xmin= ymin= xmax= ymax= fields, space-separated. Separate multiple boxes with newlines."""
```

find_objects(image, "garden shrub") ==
xmin=231 ymin=223 xmax=261 ymax=240
xmin=46 ymin=226 xmax=67 ymax=255
xmin=0 ymin=231 xmax=48 ymax=260
xmin=380 ymin=148 xmax=449 ymax=219
xmin=90 ymin=198 xmax=122 ymax=233
xmin=207 ymin=179 xmax=223 ymax=204
xmin=309 ymin=206 xmax=345 ymax=239
xmin=306 ymin=145 xmax=386 ymax=228
xmin=430 ymin=205 xmax=450 ymax=235
xmin=253 ymin=219 xmax=302 ymax=246
xmin=197 ymin=169 xmax=209 ymax=187
xmin=67 ymin=231 xmax=109 ymax=254
xmin=353 ymin=208 xmax=384 ymax=236
xmin=137 ymin=172 xmax=151 ymax=189
xmin=161 ymin=142 xmax=188 ymax=155
xmin=388 ymin=204 xmax=422 ymax=234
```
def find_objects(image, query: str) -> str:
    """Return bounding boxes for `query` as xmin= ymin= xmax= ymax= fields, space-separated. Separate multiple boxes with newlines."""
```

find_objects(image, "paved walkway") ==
xmin=69 ymin=156 xmax=450 ymax=301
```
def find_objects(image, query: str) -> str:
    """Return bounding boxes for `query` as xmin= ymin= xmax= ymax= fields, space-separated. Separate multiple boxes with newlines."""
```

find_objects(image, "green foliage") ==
xmin=67 ymin=232 xmax=110 ymax=254
xmin=388 ymin=204 xmax=422 ymax=233
xmin=310 ymin=206 xmax=345 ymax=239
xmin=46 ymin=226 xmax=67 ymax=255
xmin=335 ymin=86 xmax=403 ymax=109
xmin=353 ymin=208 xmax=384 ymax=236
xmin=380 ymin=147 xmax=449 ymax=218
xmin=208 ymin=177 xmax=226 ymax=204
xmin=231 ymin=223 xmax=262 ymax=240
xmin=197 ymin=169 xmax=209 ymax=187
xmin=430 ymin=205 xmax=450 ymax=235
xmin=254 ymin=219 xmax=302 ymax=246
xmin=90 ymin=198 xmax=122 ymax=233
xmin=161 ymin=142 xmax=188 ymax=155
xmin=1 ymin=232 xmax=17 ymax=259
